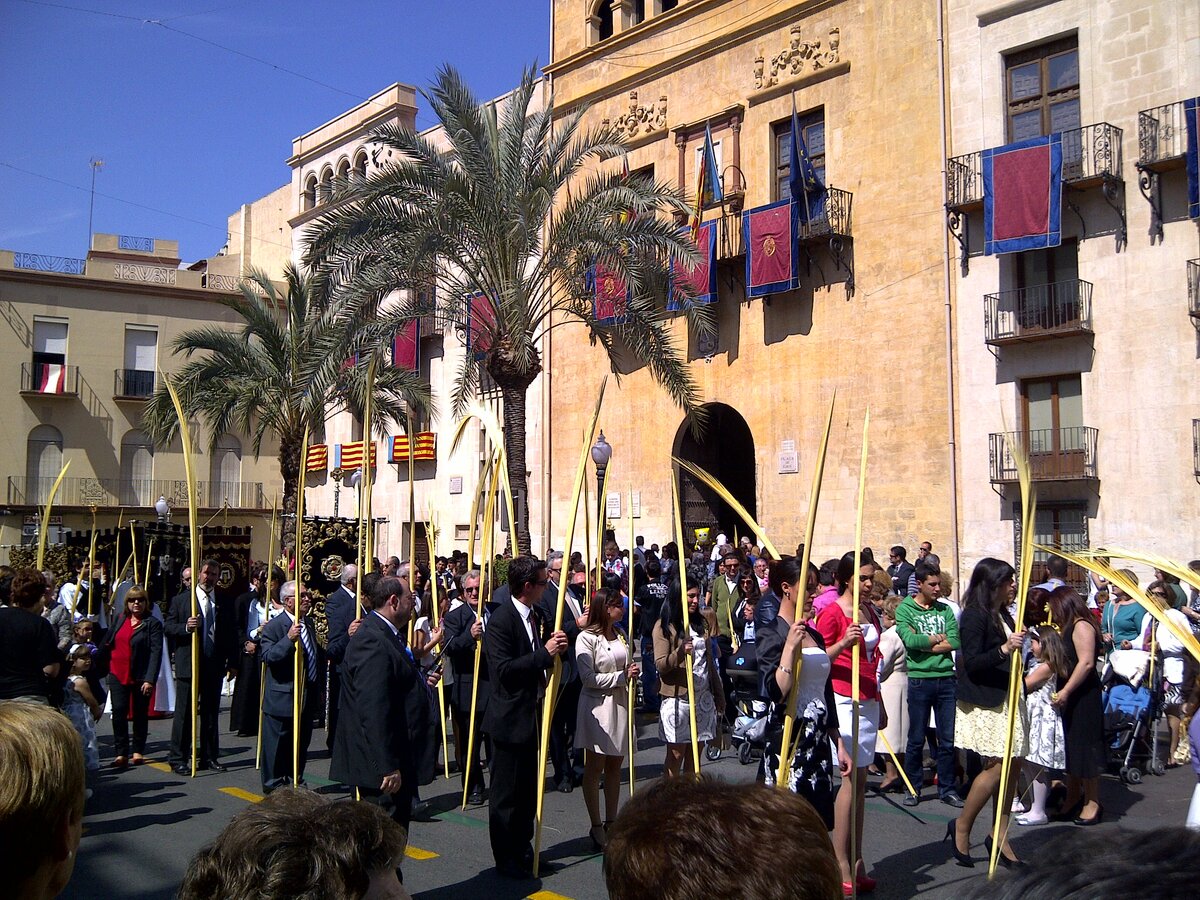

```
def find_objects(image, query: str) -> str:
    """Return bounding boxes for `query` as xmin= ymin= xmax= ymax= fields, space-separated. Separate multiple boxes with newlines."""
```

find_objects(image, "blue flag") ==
xmin=789 ymin=103 xmax=826 ymax=224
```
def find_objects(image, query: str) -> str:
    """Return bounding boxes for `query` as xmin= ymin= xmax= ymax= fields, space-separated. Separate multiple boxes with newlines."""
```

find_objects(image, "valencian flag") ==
xmin=690 ymin=123 xmax=723 ymax=242
xmin=591 ymin=261 xmax=630 ymax=325
xmin=1186 ymin=97 xmax=1199 ymax=219
xmin=390 ymin=432 xmax=436 ymax=463
xmin=392 ymin=319 xmax=420 ymax=371
xmin=336 ymin=440 xmax=377 ymax=471
xmin=305 ymin=444 xmax=328 ymax=472
xmin=668 ymin=219 xmax=717 ymax=311
xmin=743 ymin=199 xmax=798 ymax=298
xmin=983 ymin=133 xmax=1063 ymax=255
xmin=466 ymin=293 xmax=496 ymax=360
xmin=790 ymin=102 xmax=827 ymax=225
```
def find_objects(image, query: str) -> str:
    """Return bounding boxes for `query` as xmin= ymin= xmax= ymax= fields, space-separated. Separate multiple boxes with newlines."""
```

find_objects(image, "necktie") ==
xmin=300 ymin=619 xmax=317 ymax=683
xmin=203 ymin=596 xmax=215 ymax=657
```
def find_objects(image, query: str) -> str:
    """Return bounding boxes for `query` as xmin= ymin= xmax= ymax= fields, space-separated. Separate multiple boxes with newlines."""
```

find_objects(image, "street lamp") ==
xmin=155 ymin=495 xmax=171 ymax=524
xmin=590 ymin=430 xmax=612 ymax=528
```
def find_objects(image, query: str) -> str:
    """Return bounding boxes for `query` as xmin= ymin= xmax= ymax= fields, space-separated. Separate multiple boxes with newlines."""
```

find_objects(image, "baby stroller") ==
xmin=1101 ymin=649 xmax=1164 ymax=784
xmin=725 ymin=640 xmax=769 ymax=765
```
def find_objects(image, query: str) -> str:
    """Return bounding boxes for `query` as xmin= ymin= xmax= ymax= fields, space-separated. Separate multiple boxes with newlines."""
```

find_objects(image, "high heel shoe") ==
xmin=984 ymin=835 xmax=1023 ymax=868
xmin=589 ymin=824 xmax=608 ymax=850
xmin=944 ymin=819 xmax=974 ymax=867
xmin=1074 ymin=803 xmax=1103 ymax=826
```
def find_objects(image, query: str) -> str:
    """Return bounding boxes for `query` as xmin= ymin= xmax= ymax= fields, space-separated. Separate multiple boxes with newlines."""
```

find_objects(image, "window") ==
xmin=209 ymin=434 xmax=242 ymax=507
xmin=1021 ymin=374 xmax=1085 ymax=478
xmin=657 ymin=0 xmax=678 ymax=11
xmin=1014 ymin=241 xmax=1080 ymax=330
xmin=122 ymin=326 xmax=157 ymax=397
xmin=1016 ymin=502 xmax=1089 ymax=592
xmin=336 ymin=158 xmax=350 ymax=183
xmin=303 ymin=175 xmax=318 ymax=211
xmin=25 ymin=425 xmax=63 ymax=505
xmin=1005 ymin=37 xmax=1080 ymax=142
xmin=354 ymin=151 xmax=368 ymax=180
xmin=773 ymin=111 xmax=825 ymax=202
xmin=595 ymin=1 xmax=615 ymax=41
xmin=319 ymin=166 xmax=334 ymax=203
xmin=120 ymin=430 xmax=155 ymax=506
xmin=32 ymin=318 xmax=67 ymax=386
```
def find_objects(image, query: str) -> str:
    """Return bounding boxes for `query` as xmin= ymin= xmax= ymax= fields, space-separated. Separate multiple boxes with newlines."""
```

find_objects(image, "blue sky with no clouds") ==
xmin=0 ymin=0 xmax=549 ymax=263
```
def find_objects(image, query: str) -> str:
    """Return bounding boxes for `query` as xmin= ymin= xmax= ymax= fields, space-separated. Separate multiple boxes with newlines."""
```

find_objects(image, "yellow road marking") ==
xmin=147 ymin=762 xmax=173 ymax=773
xmin=404 ymin=846 xmax=438 ymax=860
xmin=219 ymin=787 xmax=263 ymax=803
xmin=527 ymin=892 xmax=574 ymax=900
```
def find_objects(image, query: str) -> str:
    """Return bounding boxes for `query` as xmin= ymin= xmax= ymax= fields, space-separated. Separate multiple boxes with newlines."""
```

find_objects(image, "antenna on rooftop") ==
xmin=87 ymin=158 xmax=104 ymax=248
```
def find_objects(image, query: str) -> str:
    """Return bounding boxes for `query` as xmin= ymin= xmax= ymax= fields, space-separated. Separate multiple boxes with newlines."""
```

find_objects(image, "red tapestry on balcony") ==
xmin=743 ymin=199 xmax=797 ymax=298
xmin=1185 ymin=96 xmax=1199 ymax=219
xmin=983 ymin=133 xmax=1063 ymax=255
xmin=391 ymin=319 xmax=420 ymax=371
xmin=668 ymin=219 xmax=717 ymax=311
xmin=466 ymin=293 xmax=496 ymax=360
xmin=36 ymin=363 xmax=65 ymax=393
xmin=591 ymin=261 xmax=629 ymax=325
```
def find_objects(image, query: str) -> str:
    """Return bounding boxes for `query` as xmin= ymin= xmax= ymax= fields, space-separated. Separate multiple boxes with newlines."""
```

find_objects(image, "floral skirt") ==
xmin=759 ymin=697 xmax=835 ymax=829
xmin=954 ymin=695 xmax=1028 ymax=760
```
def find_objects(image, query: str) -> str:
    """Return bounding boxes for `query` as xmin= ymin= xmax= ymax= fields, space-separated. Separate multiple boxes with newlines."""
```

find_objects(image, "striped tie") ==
xmin=300 ymin=620 xmax=317 ymax=684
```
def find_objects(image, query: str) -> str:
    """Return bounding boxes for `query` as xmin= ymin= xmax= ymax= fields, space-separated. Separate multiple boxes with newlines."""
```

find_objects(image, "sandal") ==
xmin=112 ymin=756 xmax=128 ymax=769
xmin=131 ymin=753 xmax=146 ymax=765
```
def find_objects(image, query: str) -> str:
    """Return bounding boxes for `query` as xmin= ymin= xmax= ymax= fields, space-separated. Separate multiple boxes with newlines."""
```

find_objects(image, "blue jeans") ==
xmin=904 ymin=675 xmax=958 ymax=798
xmin=640 ymin=636 xmax=660 ymax=709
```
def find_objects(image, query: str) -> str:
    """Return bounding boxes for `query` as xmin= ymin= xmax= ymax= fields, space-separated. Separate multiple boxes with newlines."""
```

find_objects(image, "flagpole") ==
xmin=257 ymin=494 xmax=277 ymax=771
xmin=460 ymin=452 xmax=495 ymax=809
xmin=426 ymin=518 xmax=450 ymax=780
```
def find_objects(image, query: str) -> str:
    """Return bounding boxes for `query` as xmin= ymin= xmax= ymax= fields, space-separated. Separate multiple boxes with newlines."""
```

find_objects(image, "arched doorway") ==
xmin=673 ymin=403 xmax=756 ymax=550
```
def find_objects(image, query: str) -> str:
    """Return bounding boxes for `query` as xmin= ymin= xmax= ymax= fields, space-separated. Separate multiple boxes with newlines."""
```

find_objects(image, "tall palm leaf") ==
xmin=304 ymin=64 xmax=713 ymax=553
xmin=141 ymin=264 xmax=432 ymax=550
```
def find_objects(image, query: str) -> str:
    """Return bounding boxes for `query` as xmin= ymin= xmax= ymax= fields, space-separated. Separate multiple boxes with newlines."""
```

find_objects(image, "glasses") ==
xmin=463 ymin=586 xmax=479 ymax=594
xmin=128 ymin=598 xmax=146 ymax=604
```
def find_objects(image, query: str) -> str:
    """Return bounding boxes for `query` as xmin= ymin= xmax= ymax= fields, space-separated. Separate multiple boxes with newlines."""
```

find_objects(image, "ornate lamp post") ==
xmin=590 ymin=430 xmax=612 ymax=529
xmin=155 ymin=495 xmax=171 ymax=524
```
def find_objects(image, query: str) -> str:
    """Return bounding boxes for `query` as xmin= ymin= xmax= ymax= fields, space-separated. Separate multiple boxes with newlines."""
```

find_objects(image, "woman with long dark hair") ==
xmin=756 ymin=556 xmax=849 ymax=832
xmin=653 ymin=576 xmax=723 ymax=776
xmin=815 ymin=552 xmax=885 ymax=894
xmin=575 ymin=587 xmax=640 ymax=848
xmin=1048 ymin=585 xmax=1106 ymax=824
xmin=950 ymin=557 xmax=1027 ymax=867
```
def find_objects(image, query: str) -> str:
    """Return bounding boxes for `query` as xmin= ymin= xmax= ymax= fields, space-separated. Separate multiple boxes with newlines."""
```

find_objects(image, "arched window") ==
xmin=120 ymin=429 xmax=154 ymax=507
xmin=303 ymin=174 xmax=318 ymax=211
xmin=26 ymin=425 xmax=63 ymax=504
xmin=588 ymin=0 xmax=616 ymax=43
xmin=336 ymin=157 xmax=351 ymax=185
xmin=354 ymin=150 xmax=368 ymax=179
xmin=319 ymin=166 xmax=334 ymax=203
xmin=208 ymin=434 xmax=242 ymax=507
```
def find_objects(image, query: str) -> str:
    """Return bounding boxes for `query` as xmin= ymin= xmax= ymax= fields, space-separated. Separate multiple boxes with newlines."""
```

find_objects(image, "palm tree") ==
xmin=304 ymin=65 xmax=713 ymax=554
xmin=141 ymin=264 xmax=431 ymax=551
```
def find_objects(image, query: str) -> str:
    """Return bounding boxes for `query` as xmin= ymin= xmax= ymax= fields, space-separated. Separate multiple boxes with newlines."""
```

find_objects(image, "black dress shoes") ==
xmin=203 ymin=760 xmax=228 ymax=773
xmin=171 ymin=763 xmax=190 ymax=776
xmin=468 ymin=786 xmax=485 ymax=806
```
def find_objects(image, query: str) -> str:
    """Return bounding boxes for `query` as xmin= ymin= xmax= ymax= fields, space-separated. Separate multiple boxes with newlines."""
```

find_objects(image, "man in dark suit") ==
xmin=323 ymin=563 xmax=357 ymax=749
xmin=887 ymin=545 xmax=916 ymax=598
xmin=258 ymin=580 xmax=321 ymax=792
xmin=331 ymin=575 xmax=436 ymax=846
xmin=164 ymin=558 xmax=237 ymax=774
xmin=442 ymin=568 xmax=489 ymax=804
xmin=482 ymin=555 xmax=567 ymax=878
xmin=539 ymin=558 xmax=585 ymax=793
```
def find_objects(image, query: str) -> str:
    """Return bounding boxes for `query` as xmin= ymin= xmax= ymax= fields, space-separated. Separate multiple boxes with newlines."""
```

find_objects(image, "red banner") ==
xmin=468 ymin=294 xmax=496 ymax=359
xmin=392 ymin=319 xmax=420 ymax=371
xmin=593 ymin=262 xmax=629 ymax=324
xmin=743 ymin=200 xmax=797 ymax=298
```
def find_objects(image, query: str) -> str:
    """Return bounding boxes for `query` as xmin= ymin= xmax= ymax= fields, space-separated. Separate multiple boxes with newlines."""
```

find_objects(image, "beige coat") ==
xmin=575 ymin=629 xmax=630 ymax=755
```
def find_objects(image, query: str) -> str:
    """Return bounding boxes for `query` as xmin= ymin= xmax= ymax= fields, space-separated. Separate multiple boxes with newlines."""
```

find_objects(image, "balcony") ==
xmin=799 ymin=187 xmax=853 ymax=243
xmin=984 ymin=279 xmax=1093 ymax=346
xmin=717 ymin=209 xmax=744 ymax=260
xmin=1194 ymin=419 xmax=1200 ymax=481
xmin=114 ymin=368 xmax=156 ymax=400
xmin=6 ymin=476 xmax=268 ymax=510
xmin=946 ymin=122 xmax=1124 ymax=210
xmin=989 ymin=427 xmax=1099 ymax=483
xmin=20 ymin=362 xmax=79 ymax=397
xmin=1189 ymin=259 xmax=1199 ymax=325
xmin=1138 ymin=100 xmax=1190 ymax=171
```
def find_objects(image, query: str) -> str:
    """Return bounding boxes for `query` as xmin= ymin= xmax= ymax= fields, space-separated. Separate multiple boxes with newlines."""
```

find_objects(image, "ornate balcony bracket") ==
xmin=946 ymin=209 xmax=969 ymax=277
xmin=1135 ymin=164 xmax=1163 ymax=245
xmin=1101 ymin=178 xmax=1127 ymax=253
xmin=830 ymin=235 xmax=854 ymax=298
xmin=1065 ymin=194 xmax=1086 ymax=239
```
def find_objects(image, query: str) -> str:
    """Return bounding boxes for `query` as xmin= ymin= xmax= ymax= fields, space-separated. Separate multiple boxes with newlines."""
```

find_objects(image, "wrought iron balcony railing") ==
xmin=989 ymin=427 xmax=1099 ymax=483
xmin=1194 ymin=419 xmax=1200 ymax=480
xmin=946 ymin=122 xmax=1124 ymax=209
xmin=114 ymin=368 xmax=156 ymax=399
xmin=1138 ymin=100 xmax=1190 ymax=169
xmin=717 ymin=209 xmax=744 ymax=260
xmin=800 ymin=187 xmax=853 ymax=242
xmin=1189 ymin=259 xmax=1199 ymax=323
xmin=7 ymin=476 xmax=268 ymax=510
xmin=984 ymin=279 xmax=1093 ymax=345
xmin=20 ymin=362 xmax=79 ymax=396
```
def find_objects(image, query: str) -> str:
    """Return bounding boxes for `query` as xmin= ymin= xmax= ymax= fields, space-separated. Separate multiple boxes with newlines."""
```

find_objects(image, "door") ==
xmin=1022 ymin=375 xmax=1083 ymax=478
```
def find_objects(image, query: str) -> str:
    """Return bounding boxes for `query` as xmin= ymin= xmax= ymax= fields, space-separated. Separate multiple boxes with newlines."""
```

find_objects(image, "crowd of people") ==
xmin=3 ymin=534 xmax=1200 ymax=898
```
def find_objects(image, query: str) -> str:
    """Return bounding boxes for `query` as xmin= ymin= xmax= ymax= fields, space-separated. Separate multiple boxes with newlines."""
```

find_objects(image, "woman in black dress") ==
xmin=1048 ymin=585 xmax=1106 ymax=824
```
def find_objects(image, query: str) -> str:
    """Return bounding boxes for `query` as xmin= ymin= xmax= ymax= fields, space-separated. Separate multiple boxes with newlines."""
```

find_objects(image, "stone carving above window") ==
xmin=601 ymin=90 xmax=668 ymax=140
xmin=754 ymin=25 xmax=841 ymax=91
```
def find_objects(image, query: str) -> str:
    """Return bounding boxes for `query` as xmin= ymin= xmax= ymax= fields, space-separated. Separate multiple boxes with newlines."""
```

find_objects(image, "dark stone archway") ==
xmin=673 ymin=403 xmax=756 ymax=549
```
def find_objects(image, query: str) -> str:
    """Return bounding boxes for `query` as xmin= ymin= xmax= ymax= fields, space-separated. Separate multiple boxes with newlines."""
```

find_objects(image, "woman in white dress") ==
xmin=653 ymin=576 xmax=724 ymax=777
xmin=876 ymin=595 xmax=908 ymax=794
xmin=1016 ymin=626 xmax=1068 ymax=825
xmin=575 ymin=587 xmax=640 ymax=849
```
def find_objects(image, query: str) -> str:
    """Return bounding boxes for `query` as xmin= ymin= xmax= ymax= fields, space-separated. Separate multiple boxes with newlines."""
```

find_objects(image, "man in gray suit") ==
xmin=259 ymin=580 xmax=321 ymax=793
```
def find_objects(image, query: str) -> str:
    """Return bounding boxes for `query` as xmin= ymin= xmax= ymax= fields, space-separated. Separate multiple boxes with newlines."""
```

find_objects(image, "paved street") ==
xmin=68 ymin=700 xmax=1193 ymax=900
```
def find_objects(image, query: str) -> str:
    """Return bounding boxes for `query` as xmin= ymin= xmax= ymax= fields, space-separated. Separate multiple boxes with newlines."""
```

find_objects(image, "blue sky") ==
xmin=0 ymin=0 xmax=548 ymax=262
